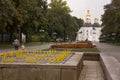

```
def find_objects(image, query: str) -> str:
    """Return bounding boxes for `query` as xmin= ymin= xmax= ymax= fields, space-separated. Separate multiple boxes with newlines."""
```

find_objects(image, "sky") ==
xmin=48 ymin=0 xmax=112 ymax=23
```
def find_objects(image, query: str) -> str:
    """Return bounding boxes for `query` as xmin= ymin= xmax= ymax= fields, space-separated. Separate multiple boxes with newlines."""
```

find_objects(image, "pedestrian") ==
xmin=21 ymin=43 xmax=25 ymax=50
xmin=12 ymin=38 xmax=20 ymax=50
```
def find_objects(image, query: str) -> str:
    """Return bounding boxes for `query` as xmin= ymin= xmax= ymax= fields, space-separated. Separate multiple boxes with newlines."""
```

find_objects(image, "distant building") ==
xmin=76 ymin=10 xmax=102 ymax=42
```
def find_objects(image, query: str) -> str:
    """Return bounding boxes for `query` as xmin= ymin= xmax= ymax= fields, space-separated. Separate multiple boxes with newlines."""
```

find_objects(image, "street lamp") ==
xmin=53 ymin=32 xmax=57 ymax=42
xmin=39 ymin=29 xmax=44 ymax=32
xmin=39 ymin=29 xmax=45 ymax=43
xmin=18 ymin=25 xmax=21 ymax=42
xmin=53 ymin=32 xmax=57 ymax=35
xmin=66 ymin=35 xmax=69 ymax=42
xmin=39 ymin=29 xmax=45 ymax=38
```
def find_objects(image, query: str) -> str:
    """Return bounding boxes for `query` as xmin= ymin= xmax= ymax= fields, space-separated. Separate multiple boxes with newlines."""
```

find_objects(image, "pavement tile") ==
xmin=79 ymin=61 xmax=105 ymax=80
xmin=98 ymin=77 xmax=104 ymax=80
xmin=87 ymin=69 xmax=97 ymax=72
xmin=85 ymin=74 xmax=97 ymax=78
xmin=86 ymin=71 xmax=97 ymax=75
xmin=84 ymin=77 xmax=97 ymax=80
xmin=97 ymin=73 xmax=104 ymax=77
xmin=79 ymin=75 xmax=85 ymax=80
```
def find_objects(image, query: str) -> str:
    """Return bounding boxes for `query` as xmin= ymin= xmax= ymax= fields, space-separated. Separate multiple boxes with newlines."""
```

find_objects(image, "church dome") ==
xmin=93 ymin=17 xmax=101 ymax=27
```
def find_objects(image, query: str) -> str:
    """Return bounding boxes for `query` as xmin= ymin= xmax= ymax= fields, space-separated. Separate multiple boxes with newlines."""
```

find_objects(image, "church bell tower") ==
xmin=86 ymin=10 xmax=91 ymax=23
xmin=94 ymin=17 xmax=98 ymax=23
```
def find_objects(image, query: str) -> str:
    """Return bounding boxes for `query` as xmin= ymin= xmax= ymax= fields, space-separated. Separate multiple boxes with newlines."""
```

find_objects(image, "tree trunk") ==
xmin=9 ymin=33 xmax=13 ymax=43
xmin=1 ymin=33 xmax=4 ymax=44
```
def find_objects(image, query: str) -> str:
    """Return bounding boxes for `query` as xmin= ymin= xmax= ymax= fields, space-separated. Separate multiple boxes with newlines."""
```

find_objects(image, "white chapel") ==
xmin=76 ymin=10 xmax=102 ymax=42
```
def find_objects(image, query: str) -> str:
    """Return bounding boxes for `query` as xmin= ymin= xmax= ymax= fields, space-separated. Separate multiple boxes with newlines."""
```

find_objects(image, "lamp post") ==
xmin=39 ymin=29 xmax=44 ymax=43
xmin=18 ymin=25 xmax=21 ymax=43
xmin=53 ymin=32 xmax=57 ymax=42
xmin=66 ymin=35 xmax=69 ymax=42
xmin=53 ymin=32 xmax=57 ymax=35
xmin=39 ymin=29 xmax=44 ymax=32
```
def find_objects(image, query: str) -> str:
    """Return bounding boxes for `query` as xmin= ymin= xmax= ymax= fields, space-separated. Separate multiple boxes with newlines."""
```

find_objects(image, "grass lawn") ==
xmin=0 ymin=42 xmax=50 ymax=49
xmin=0 ymin=43 xmax=13 ymax=48
xmin=43 ymin=47 xmax=100 ymax=53
xmin=25 ymin=42 xmax=49 ymax=46
xmin=71 ymin=48 xmax=100 ymax=52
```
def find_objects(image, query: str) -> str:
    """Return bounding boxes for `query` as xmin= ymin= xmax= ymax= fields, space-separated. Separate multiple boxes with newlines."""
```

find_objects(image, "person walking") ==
xmin=12 ymin=38 xmax=20 ymax=50
xmin=21 ymin=43 xmax=25 ymax=50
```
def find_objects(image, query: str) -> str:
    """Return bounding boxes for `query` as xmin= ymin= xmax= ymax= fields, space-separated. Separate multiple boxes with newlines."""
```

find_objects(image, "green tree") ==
xmin=0 ymin=0 xmax=18 ymax=43
xmin=47 ymin=0 xmax=83 ymax=41
xmin=0 ymin=0 xmax=84 ymax=43
xmin=0 ymin=0 xmax=48 ymax=42
xmin=101 ymin=0 xmax=120 ymax=43
xmin=12 ymin=0 xmax=48 ymax=42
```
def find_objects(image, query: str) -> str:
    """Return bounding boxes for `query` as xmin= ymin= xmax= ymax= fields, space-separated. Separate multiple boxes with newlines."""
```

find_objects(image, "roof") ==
xmin=83 ymin=23 xmax=92 ymax=27
xmin=83 ymin=22 xmax=101 ymax=27
xmin=93 ymin=23 xmax=101 ymax=27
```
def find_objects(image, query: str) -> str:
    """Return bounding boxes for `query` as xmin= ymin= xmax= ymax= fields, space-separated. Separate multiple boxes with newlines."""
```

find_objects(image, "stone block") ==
xmin=100 ymin=54 xmax=120 ymax=80
xmin=0 ymin=53 xmax=83 ymax=80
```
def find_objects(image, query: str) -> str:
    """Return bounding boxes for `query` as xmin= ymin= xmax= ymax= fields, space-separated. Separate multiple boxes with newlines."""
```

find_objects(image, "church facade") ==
xmin=76 ymin=10 xmax=102 ymax=42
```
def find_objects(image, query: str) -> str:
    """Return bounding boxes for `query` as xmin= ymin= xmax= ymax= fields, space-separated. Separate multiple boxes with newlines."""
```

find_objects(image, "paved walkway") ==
xmin=96 ymin=42 xmax=120 ymax=62
xmin=0 ymin=44 xmax=51 ymax=53
xmin=79 ymin=61 xmax=104 ymax=80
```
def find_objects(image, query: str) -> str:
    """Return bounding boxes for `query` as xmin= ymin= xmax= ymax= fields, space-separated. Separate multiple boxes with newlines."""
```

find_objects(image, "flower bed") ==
xmin=51 ymin=42 xmax=94 ymax=48
xmin=0 ymin=49 xmax=73 ymax=64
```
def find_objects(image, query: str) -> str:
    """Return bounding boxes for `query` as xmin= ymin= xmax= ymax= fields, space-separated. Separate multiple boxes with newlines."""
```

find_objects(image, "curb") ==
xmin=100 ymin=54 xmax=120 ymax=80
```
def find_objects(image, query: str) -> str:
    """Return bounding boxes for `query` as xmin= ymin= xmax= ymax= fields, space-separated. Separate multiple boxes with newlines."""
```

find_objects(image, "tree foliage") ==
xmin=0 ymin=0 xmax=17 ymax=32
xmin=0 ymin=0 xmax=48 ymax=42
xmin=0 ymin=0 xmax=83 ymax=43
xmin=47 ymin=0 xmax=83 ymax=41
xmin=101 ymin=0 xmax=120 ymax=43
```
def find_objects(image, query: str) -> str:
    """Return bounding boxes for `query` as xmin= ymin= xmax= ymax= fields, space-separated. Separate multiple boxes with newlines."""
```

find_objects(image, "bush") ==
xmin=51 ymin=42 xmax=94 ymax=48
xmin=31 ymin=35 xmax=40 ymax=42
xmin=40 ymin=32 xmax=50 ymax=42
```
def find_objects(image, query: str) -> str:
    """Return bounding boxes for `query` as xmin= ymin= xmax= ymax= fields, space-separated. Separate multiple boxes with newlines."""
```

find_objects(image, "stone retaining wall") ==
xmin=100 ymin=54 xmax=120 ymax=80
xmin=83 ymin=52 xmax=100 ymax=61
xmin=0 ymin=53 xmax=83 ymax=80
xmin=83 ymin=53 xmax=120 ymax=80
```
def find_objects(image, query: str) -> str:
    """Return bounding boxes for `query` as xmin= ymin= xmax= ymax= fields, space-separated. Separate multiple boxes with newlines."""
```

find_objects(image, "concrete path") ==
xmin=96 ymin=42 xmax=120 ymax=62
xmin=79 ymin=61 xmax=104 ymax=80
xmin=0 ymin=44 xmax=51 ymax=53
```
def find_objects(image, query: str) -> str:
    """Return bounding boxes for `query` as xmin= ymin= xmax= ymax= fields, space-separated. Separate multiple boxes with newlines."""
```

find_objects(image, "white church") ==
xmin=76 ymin=10 xmax=102 ymax=42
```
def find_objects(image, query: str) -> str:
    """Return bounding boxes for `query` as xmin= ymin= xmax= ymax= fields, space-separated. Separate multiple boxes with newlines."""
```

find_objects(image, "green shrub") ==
xmin=31 ymin=35 xmax=40 ymax=42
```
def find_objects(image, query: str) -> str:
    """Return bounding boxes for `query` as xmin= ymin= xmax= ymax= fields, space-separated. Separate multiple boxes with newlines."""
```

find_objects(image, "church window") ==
xmin=87 ymin=33 xmax=88 ymax=35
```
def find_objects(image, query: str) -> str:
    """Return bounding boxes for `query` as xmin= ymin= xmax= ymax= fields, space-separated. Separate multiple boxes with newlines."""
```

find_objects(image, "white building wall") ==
xmin=76 ymin=27 xmax=101 ymax=42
